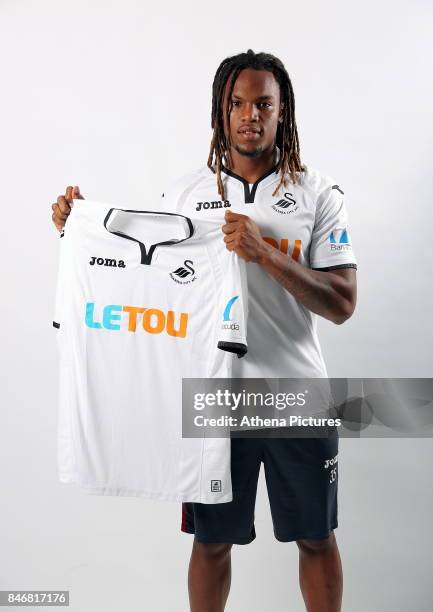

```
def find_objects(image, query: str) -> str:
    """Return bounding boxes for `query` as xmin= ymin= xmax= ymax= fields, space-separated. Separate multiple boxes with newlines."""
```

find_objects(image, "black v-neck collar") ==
xmin=103 ymin=209 xmax=194 ymax=265
xmin=221 ymin=165 xmax=278 ymax=203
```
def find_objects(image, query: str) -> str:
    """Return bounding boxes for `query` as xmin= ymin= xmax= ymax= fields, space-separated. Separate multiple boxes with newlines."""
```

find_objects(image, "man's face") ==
xmin=223 ymin=68 xmax=282 ymax=158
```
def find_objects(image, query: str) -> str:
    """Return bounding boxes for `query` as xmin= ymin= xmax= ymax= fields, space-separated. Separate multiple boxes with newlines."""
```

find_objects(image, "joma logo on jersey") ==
xmin=85 ymin=303 xmax=188 ymax=337
xmin=221 ymin=295 xmax=240 ymax=331
xmin=329 ymin=229 xmax=351 ymax=252
xmin=89 ymin=256 xmax=126 ymax=268
xmin=262 ymin=237 xmax=302 ymax=261
xmin=195 ymin=200 xmax=231 ymax=212
xmin=271 ymin=192 xmax=299 ymax=215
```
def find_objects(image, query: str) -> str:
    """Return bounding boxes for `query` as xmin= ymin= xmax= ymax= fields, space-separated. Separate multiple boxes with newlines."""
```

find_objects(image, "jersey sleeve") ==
xmin=309 ymin=183 xmax=357 ymax=271
xmin=216 ymin=251 xmax=248 ymax=358
xmin=160 ymin=169 xmax=205 ymax=214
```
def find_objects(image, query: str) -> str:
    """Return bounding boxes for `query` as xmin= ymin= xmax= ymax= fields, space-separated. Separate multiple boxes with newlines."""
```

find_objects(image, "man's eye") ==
xmin=258 ymin=102 xmax=272 ymax=109
xmin=231 ymin=100 xmax=241 ymax=107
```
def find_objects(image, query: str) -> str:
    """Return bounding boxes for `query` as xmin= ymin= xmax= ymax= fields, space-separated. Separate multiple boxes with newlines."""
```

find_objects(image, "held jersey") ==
xmin=162 ymin=162 xmax=357 ymax=379
xmin=53 ymin=199 xmax=248 ymax=502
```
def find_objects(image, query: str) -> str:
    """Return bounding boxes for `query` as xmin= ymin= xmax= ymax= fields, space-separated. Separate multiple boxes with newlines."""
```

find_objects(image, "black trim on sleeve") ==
xmin=53 ymin=321 xmax=60 ymax=329
xmin=331 ymin=185 xmax=344 ymax=195
xmin=217 ymin=341 xmax=248 ymax=358
xmin=312 ymin=263 xmax=357 ymax=272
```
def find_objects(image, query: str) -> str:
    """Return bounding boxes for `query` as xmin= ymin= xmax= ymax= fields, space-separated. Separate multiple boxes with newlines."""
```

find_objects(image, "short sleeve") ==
xmin=216 ymin=251 xmax=248 ymax=358
xmin=309 ymin=184 xmax=357 ymax=270
xmin=160 ymin=169 xmax=205 ymax=214
xmin=160 ymin=190 xmax=175 ymax=212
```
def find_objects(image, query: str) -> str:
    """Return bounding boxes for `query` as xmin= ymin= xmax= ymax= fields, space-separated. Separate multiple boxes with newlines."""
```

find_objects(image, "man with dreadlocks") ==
xmin=52 ymin=49 xmax=357 ymax=612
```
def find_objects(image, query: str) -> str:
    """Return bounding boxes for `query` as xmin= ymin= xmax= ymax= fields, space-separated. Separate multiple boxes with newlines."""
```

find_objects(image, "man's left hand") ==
xmin=222 ymin=210 xmax=270 ymax=263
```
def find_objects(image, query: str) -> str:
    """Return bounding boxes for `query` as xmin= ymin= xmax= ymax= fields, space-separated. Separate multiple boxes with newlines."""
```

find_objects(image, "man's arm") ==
xmin=258 ymin=246 xmax=356 ymax=324
xmin=222 ymin=210 xmax=357 ymax=325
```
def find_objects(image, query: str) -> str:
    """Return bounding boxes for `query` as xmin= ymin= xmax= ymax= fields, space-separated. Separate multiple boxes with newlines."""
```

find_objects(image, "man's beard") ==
xmin=233 ymin=143 xmax=264 ymax=158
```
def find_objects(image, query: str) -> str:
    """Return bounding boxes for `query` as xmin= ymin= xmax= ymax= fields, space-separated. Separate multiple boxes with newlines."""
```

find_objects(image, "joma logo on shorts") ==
xmin=324 ymin=455 xmax=338 ymax=470
xmin=324 ymin=454 xmax=338 ymax=484
xmin=89 ymin=256 xmax=126 ymax=268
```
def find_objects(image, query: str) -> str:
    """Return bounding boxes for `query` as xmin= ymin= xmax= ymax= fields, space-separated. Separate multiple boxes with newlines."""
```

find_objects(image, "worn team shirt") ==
xmin=162 ymin=163 xmax=357 ymax=379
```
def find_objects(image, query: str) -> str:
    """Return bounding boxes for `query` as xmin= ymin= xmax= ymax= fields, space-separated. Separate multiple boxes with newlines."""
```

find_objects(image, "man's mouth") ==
xmin=238 ymin=126 xmax=262 ymax=141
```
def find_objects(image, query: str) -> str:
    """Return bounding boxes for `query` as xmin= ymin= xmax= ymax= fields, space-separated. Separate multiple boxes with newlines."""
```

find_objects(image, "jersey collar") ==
xmin=221 ymin=164 xmax=279 ymax=204
xmin=221 ymin=146 xmax=281 ymax=203
xmin=103 ymin=209 xmax=194 ymax=265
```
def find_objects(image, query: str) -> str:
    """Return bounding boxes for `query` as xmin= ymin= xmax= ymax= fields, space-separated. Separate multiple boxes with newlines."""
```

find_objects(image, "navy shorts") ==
xmin=181 ymin=428 xmax=339 ymax=544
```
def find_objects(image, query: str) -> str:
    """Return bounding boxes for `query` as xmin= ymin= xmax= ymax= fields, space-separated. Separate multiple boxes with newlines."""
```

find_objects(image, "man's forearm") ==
xmin=257 ymin=243 xmax=356 ymax=324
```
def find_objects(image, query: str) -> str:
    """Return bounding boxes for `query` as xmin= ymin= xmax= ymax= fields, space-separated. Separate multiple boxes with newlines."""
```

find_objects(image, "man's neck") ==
xmin=227 ymin=146 xmax=277 ymax=184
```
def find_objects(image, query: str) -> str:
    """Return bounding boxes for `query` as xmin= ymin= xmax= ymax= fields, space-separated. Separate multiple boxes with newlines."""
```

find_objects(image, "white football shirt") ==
xmin=162 ymin=162 xmax=357 ymax=378
xmin=53 ymin=199 xmax=248 ymax=502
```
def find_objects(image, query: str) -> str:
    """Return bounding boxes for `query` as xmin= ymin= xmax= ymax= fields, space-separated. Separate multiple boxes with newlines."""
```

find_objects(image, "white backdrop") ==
xmin=1 ymin=1 xmax=433 ymax=611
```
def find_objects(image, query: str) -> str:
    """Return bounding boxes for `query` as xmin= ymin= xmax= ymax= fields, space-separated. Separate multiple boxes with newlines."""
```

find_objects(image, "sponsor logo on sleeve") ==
xmin=221 ymin=295 xmax=240 ymax=331
xmin=329 ymin=228 xmax=352 ymax=252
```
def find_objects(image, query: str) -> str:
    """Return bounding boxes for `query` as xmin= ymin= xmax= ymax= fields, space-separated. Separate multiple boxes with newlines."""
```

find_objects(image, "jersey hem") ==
xmin=58 ymin=477 xmax=233 ymax=504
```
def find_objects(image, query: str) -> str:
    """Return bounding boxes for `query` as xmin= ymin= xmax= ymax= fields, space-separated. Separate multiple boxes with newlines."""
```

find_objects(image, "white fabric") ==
xmin=162 ymin=164 xmax=357 ymax=379
xmin=53 ymin=199 xmax=248 ymax=502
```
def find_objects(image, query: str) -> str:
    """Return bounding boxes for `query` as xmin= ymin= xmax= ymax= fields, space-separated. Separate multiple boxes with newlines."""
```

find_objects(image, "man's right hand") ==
xmin=51 ymin=185 xmax=84 ymax=232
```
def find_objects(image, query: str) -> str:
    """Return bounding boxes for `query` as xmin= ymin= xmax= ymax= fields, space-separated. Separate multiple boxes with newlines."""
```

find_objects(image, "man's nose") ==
xmin=241 ymin=103 xmax=259 ymax=122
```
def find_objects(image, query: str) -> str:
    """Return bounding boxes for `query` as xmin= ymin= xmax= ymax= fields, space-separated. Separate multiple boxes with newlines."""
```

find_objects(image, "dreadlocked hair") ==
xmin=208 ymin=49 xmax=305 ymax=200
